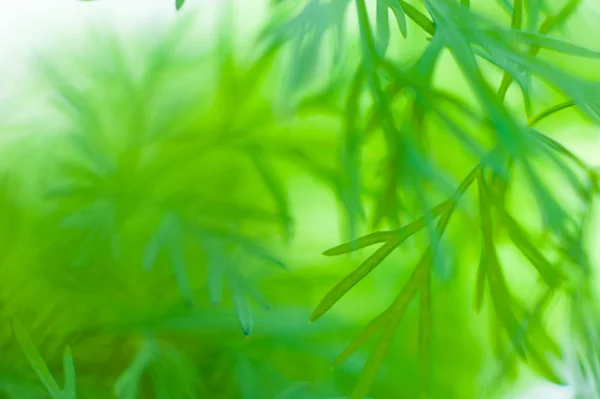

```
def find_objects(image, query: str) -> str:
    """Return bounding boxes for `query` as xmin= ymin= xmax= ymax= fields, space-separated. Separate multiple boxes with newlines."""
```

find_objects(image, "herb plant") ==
xmin=1 ymin=0 xmax=600 ymax=398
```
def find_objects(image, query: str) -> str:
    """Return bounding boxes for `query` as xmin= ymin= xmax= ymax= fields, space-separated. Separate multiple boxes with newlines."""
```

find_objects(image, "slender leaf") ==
xmin=231 ymin=278 xmax=254 ymax=336
xmin=62 ymin=347 xmax=76 ymax=399
xmin=311 ymin=240 xmax=400 ymax=322
xmin=11 ymin=319 xmax=62 ymax=399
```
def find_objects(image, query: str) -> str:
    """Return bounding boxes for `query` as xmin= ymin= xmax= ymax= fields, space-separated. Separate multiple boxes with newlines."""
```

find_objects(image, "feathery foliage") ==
xmin=1 ymin=0 xmax=600 ymax=398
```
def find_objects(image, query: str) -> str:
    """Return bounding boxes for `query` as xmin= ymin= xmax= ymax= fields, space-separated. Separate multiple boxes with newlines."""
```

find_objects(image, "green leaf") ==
xmin=323 ymin=231 xmax=397 ymax=256
xmin=311 ymin=240 xmax=400 ymax=322
xmin=487 ymin=259 xmax=528 ymax=359
xmin=418 ymin=275 xmax=431 ymax=396
xmin=389 ymin=1 xmax=408 ymax=38
xmin=143 ymin=229 xmax=163 ymax=271
xmin=341 ymin=68 xmax=365 ymax=243
xmin=144 ymin=213 xmax=195 ymax=305
xmin=491 ymin=29 xmax=600 ymax=58
xmin=496 ymin=206 xmax=563 ymax=287
xmin=231 ymin=278 xmax=254 ymax=336
xmin=249 ymin=146 xmax=292 ymax=240
xmin=209 ymin=228 xmax=287 ymax=269
xmin=525 ymin=0 xmax=543 ymax=30
xmin=323 ymin=200 xmax=451 ymax=256
xmin=376 ymin=0 xmax=391 ymax=54
xmin=114 ymin=338 xmax=156 ymax=399
xmin=11 ymin=319 xmax=62 ymax=399
xmin=274 ymin=381 xmax=311 ymax=399
xmin=169 ymin=237 xmax=195 ymax=307
xmin=529 ymin=101 xmax=576 ymax=127
xmin=206 ymin=250 xmax=226 ymax=305
xmin=333 ymin=313 xmax=389 ymax=367
xmin=474 ymin=254 xmax=487 ymax=312
xmin=62 ymin=347 xmax=77 ymax=399
xmin=398 ymin=0 xmax=435 ymax=36
xmin=347 ymin=258 xmax=426 ymax=399
xmin=349 ymin=317 xmax=401 ymax=399
xmin=175 ymin=0 xmax=185 ymax=10
xmin=527 ymin=346 xmax=565 ymax=385
xmin=478 ymin=175 xmax=527 ymax=359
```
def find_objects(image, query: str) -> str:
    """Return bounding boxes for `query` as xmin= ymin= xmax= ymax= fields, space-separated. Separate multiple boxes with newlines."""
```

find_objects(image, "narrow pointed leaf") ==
xmin=11 ymin=319 xmax=62 ymax=399
xmin=474 ymin=256 xmax=487 ymax=312
xmin=231 ymin=279 xmax=254 ymax=336
xmin=311 ymin=240 xmax=399 ymax=322
xmin=115 ymin=339 xmax=155 ymax=399
xmin=389 ymin=1 xmax=408 ymax=38
xmin=323 ymin=231 xmax=398 ymax=256
xmin=169 ymin=239 xmax=195 ymax=306
xmin=527 ymin=346 xmax=566 ymax=385
xmin=333 ymin=313 xmax=389 ymax=367
xmin=62 ymin=347 xmax=77 ymax=398
xmin=376 ymin=0 xmax=391 ymax=54
xmin=493 ymin=29 xmax=600 ymax=58
xmin=398 ymin=0 xmax=435 ymax=36
xmin=323 ymin=200 xmax=452 ymax=256
xmin=249 ymin=147 xmax=293 ymax=241
xmin=350 ymin=308 xmax=405 ymax=399
xmin=207 ymin=259 xmax=225 ymax=305
xmin=419 ymin=274 xmax=431 ymax=396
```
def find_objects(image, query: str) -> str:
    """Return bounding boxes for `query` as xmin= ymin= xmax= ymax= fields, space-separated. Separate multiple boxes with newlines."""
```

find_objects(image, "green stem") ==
xmin=399 ymin=0 xmax=436 ymax=36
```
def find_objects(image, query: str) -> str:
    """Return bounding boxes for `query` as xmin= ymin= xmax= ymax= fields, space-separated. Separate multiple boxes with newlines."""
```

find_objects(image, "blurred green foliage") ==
xmin=1 ymin=0 xmax=600 ymax=398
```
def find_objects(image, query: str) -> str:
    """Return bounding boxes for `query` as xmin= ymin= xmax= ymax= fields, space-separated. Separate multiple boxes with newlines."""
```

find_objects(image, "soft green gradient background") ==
xmin=0 ymin=1 xmax=599 ymax=398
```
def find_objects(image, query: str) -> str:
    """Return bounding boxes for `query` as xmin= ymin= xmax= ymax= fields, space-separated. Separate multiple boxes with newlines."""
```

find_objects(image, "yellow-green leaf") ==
xmin=312 ymin=240 xmax=400 ymax=321
xmin=11 ymin=319 xmax=62 ymax=399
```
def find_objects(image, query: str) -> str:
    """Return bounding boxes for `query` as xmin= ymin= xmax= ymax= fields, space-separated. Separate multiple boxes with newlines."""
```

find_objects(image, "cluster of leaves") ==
xmin=0 ymin=11 xmax=358 ymax=399
xmin=3 ymin=0 xmax=600 ymax=398
xmin=257 ymin=0 xmax=600 ymax=398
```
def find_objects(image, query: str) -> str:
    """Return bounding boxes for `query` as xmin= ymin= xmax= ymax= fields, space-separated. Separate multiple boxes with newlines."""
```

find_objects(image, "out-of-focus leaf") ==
xmin=62 ymin=348 xmax=76 ymax=399
xmin=237 ymin=355 xmax=261 ymax=399
xmin=418 ymin=273 xmax=431 ymax=396
xmin=144 ymin=212 xmax=195 ymax=305
xmin=341 ymin=69 xmax=365 ymax=242
xmin=525 ymin=0 xmax=544 ymax=31
xmin=114 ymin=338 xmax=156 ymax=399
xmin=274 ymin=381 xmax=311 ymax=399
xmin=231 ymin=277 xmax=254 ymax=336
xmin=333 ymin=313 xmax=389 ymax=367
xmin=175 ymin=0 xmax=185 ymax=10
xmin=478 ymin=174 xmax=527 ymax=359
xmin=493 ymin=203 xmax=563 ymax=287
xmin=205 ymin=246 xmax=226 ymax=305
xmin=264 ymin=0 xmax=351 ymax=91
xmin=11 ymin=319 xmax=62 ymax=399
xmin=205 ymin=227 xmax=287 ymax=269
xmin=490 ymin=28 xmax=600 ymax=58
xmin=388 ymin=0 xmax=408 ymax=38
xmin=376 ymin=0 xmax=391 ymax=54
xmin=474 ymin=254 xmax=487 ymax=312
xmin=398 ymin=0 xmax=435 ymax=36
xmin=248 ymin=146 xmax=292 ymax=241
xmin=348 ymin=256 xmax=426 ymax=399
